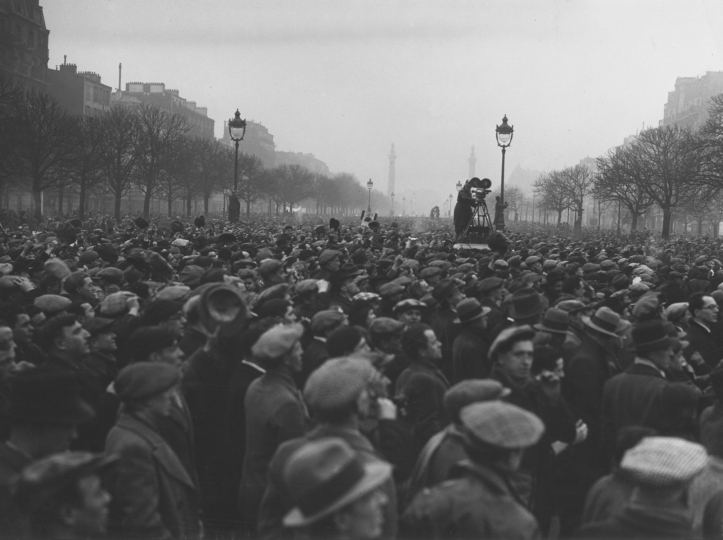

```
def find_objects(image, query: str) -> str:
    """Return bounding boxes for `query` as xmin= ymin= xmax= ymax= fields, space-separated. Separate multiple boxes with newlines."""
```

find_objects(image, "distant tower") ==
xmin=387 ymin=143 xmax=396 ymax=196
xmin=118 ymin=63 xmax=122 ymax=92
xmin=468 ymin=146 xmax=477 ymax=178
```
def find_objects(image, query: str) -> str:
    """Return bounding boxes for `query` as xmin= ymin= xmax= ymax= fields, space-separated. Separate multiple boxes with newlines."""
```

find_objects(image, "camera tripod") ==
xmin=459 ymin=199 xmax=493 ymax=244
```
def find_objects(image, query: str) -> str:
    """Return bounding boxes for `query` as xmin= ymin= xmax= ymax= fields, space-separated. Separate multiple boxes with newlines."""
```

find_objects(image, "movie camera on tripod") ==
xmin=455 ymin=177 xmax=494 ymax=249
xmin=470 ymin=177 xmax=492 ymax=202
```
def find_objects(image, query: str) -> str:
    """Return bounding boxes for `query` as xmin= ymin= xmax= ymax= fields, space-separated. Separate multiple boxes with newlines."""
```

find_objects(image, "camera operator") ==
xmin=453 ymin=177 xmax=488 ymax=241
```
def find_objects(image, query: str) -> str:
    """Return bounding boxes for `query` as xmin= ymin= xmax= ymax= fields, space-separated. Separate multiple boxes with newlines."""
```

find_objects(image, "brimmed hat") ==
xmin=453 ymin=298 xmax=491 ymax=324
xmin=621 ymin=437 xmax=707 ymax=488
xmin=583 ymin=307 xmax=623 ymax=338
xmin=508 ymin=289 xmax=547 ymax=320
xmin=283 ymin=438 xmax=392 ymax=527
xmin=533 ymin=307 xmax=569 ymax=335
xmin=460 ymin=401 xmax=544 ymax=449
xmin=632 ymin=320 xmax=672 ymax=353
xmin=432 ymin=279 xmax=458 ymax=302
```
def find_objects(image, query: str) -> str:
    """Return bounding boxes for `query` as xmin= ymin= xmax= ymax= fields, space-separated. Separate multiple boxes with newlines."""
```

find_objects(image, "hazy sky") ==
xmin=44 ymin=0 xmax=723 ymax=205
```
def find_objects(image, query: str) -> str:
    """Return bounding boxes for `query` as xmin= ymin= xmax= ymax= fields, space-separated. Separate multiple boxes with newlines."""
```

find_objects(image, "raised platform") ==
xmin=453 ymin=242 xmax=490 ymax=251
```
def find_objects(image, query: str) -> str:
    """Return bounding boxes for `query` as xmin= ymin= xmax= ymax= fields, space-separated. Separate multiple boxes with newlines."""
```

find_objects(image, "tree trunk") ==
xmin=631 ymin=212 xmax=639 ymax=231
xmin=32 ymin=187 xmax=42 ymax=222
xmin=78 ymin=179 xmax=87 ymax=221
xmin=143 ymin=191 xmax=152 ymax=219
xmin=167 ymin=192 xmax=173 ymax=218
xmin=557 ymin=211 xmax=562 ymax=225
xmin=204 ymin=196 xmax=210 ymax=215
xmin=662 ymin=207 xmax=672 ymax=239
xmin=186 ymin=196 xmax=192 ymax=217
xmin=114 ymin=195 xmax=122 ymax=221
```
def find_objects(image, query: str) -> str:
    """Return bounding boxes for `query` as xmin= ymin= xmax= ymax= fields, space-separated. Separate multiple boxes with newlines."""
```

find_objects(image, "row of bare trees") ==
xmin=530 ymin=94 xmax=723 ymax=239
xmin=0 ymin=78 xmax=386 ymax=222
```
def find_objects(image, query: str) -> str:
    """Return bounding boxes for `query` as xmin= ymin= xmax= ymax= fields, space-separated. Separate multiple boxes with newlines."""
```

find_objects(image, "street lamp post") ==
xmin=391 ymin=192 xmax=395 ymax=216
xmin=448 ymin=194 xmax=453 ymax=217
xmin=495 ymin=114 xmax=514 ymax=230
xmin=228 ymin=110 xmax=247 ymax=191
xmin=456 ymin=180 xmax=462 ymax=192
xmin=366 ymin=179 xmax=373 ymax=213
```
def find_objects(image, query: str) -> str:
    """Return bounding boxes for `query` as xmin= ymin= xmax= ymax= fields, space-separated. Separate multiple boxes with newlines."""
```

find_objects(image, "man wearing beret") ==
xmin=106 ymin=362 xmax=201 ymax=538
xmin=402 ymin=402 xmax=544 ymax=539
xmin=258 ymin=357 xmax=399 ymax=539
xmin=240 ymin=324 xmax=309 ymax=533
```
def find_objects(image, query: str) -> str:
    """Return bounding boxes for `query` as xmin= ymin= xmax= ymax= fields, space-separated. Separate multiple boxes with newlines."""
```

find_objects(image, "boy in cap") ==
xmin=302 ymin=310 xmax=346 ymax=384
xmin=281 ymin=438 xmax=392 ymax=540
xmin=240 ymin=324 xmax=309 ymax=533
xmin=105 ymin=363 xmax=201 ymax=539
xmin=258 ymin=357 xmax=398 ymax=539
xmin=402 ymin=401 xmax=544 ymax=540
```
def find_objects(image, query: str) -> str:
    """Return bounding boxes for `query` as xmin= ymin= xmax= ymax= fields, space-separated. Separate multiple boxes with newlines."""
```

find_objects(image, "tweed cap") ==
xmin=97 ymin=267 xmax=124 ymax=284
xmin=310 ymin=310 xmax=346 ymax=334
xmin=115 ymin=363 xmax=180 ymax=402
xmin=488 ymin=325 xmax=535 ymax=361
xmin=525 ymin=256 xmax=541 ymax=267
xmin=44 ymin=258 xmax=71 ymax=280
xmin=295 ymin=279 xmax=318 ymax=295
xmin=419 ymin=267 xmax=442 ymax=279
xmin=100 ymin=291 xmax=133 ymax=316
xmin=78 ymin=251 xmax=99 ymax=265
xmin=319 ymin=250 xmax=341 ymax=266
xmin=632 ymin=295 xmax=660 ymax=319
xmin=665 ymin=302 xmax=689 ymax=323
xmin=155 ymin=285 xmax=191 ymax=302
xmin=621 ymin=437 xmax=707 ymax=488
xmin=556 ymin=299 xmax=590 ymax=313
xmin=259 ymin=259 xmax=283 ymax=276
xmin=369 ymin=317 xmax=404 ymax=335
xmin=478 ymin=277 xmax=504 ymax=294
xmin=252 ymin=323 xmax=304 ymax=360
xmin=304 ymin=357 xmax=377 ymax=412
xmin=34 ymin=294 xmax=72 ymax=316
xmin=461 ymin=401 xmax=544 ymax=449
xmin=445 ymin=380 xmax=510 ymax=421
xmin=379 ymin=283 xmax=405 ymax=298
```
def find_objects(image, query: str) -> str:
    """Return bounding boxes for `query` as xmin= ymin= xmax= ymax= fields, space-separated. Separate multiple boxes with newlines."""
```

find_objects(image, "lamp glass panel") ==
xmin=497 ymin=131 xmax=512 ymax=145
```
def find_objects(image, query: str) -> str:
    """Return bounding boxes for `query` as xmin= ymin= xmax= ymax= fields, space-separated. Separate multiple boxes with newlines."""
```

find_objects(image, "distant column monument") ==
xmin=387 ymin=143 xmax=396 ymax=196
xmin=468 ymin=146 xmax=477 ymax=178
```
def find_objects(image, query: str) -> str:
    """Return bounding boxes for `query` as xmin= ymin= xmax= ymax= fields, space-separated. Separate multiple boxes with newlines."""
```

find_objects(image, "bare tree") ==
xmin=66 ymin=116 xmax=105 ymax=220
xmin=8 ymin=89 xmax=73 ymax=221
xmin=237 ymin=152 xmax=265 ymax=215
xmin=132 ymin=104 xmax=189 ymax=219
xmin=533 ymin=171 xmax=570 ymax=225
xmin=98 ymin=107 xmax=140 ymax=220
xmin=560 ymin=164 xmax=595 ymax=236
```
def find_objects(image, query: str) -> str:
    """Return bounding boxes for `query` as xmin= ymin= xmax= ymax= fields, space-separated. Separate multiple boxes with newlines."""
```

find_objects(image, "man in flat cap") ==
xmin=11 ymin=452 xmax=115 ymax=540
xmin=452 ymin=298 xmax=492 ymax=383
xmin=474 ymin=276 xmax=506 ymax=330
xmin=402 ymin=401 xmax=544 ymax=540
xmin=578 ymin=437 xmax=707 ymax=539
xmin=259 ymin=357 xmax=398 ymax=539
xmin=407 ymin=379 xmax=510 ymax=502
xmin=368 ymin=317 xmax=407 ymax=387
xmin=240 ymin=324 xmax=309 ymax=533
xmin=394 ymin=298 xmax=425 ymax=326
xmin=106 ymin=362 xmax=201 ymax=539
xmin=313 ymin=250 xmax=342 ymax=281
xmin=302 ymin=310 xmax=346 ymax=384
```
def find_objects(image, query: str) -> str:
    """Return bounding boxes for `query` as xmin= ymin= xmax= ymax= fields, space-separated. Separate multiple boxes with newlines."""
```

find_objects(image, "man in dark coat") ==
xmin=430 ymin=279 xmax=465 ymax=381
xmin=475 ymin=276 xmax=506 ymax=330
xmin=301 ymin=310 xmax=345 ymax=384
xmin=106 ymin=363 xmax=201 ymax=539
xmin=578 ymin=437 xmax=707 ymax=539
xmin=684 ymin=292 xmax=721 ymax=373
xmin=258 ymin=357 xmax=398 ymax=540
xmin=402 ymin=401 xmax=544 ymax=540
xmin=239 ymin=324 xmax=309 ymax=534
xmin=451 ymin=298 xmax=492 ymax=382
xmin=406 ymin=379 xmax=510 ymax=503
xmin=396 ymin=324 xmax=450 ymax=452
xmin=602 ymin=320 xmax=684 ymax=452
xmin=560 ymin=306 xmax=624 ymax=526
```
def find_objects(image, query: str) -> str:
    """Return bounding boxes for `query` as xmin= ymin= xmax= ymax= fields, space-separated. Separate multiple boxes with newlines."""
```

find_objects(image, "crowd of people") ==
xmin=0 ymin=210 xmax=722 ymax=539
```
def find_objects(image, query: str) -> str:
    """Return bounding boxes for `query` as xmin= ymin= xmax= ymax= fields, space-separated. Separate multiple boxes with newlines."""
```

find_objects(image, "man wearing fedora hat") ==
xmin=281 ymin=438 xmax=392 ymax=539
xmin=451 ymin=298 xmax=492 ymax=383
xmin=402 ymin=402 xmax=544 ymax=540
xmin=601 ymin=320 xmax=680 ymax=453
xmin=491 ymin=288 xmax=548 ymax=341
xmin=258 ymin=357 xmax=398 ymax=540
xmin=533 ymin=307 xmax=571 ymax=352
